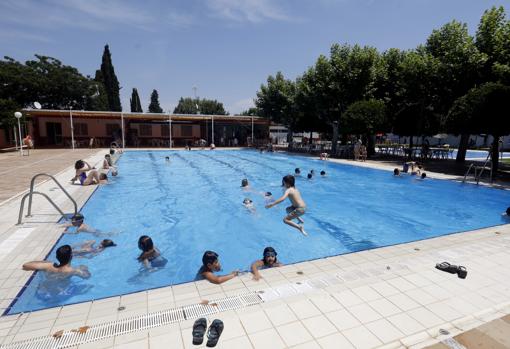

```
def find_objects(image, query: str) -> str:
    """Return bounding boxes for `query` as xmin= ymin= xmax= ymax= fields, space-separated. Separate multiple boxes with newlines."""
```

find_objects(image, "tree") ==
xmin=240 ymin=107 xmax=260 ymax=116
xmin=446 ymin=82 xmax=510 ymax=178
xmin=426 ymin=20 xmax=487 ymax=162
xmin=174 ymin=97 xmax=198 ymax=114
xmin=342 ymin=99 xmax=387 ymax=155
xmin=255 ymin=72 xmax=297 ymax=142
xmin=476 ymin=6 xmax=510 ymax=84
xmin=393 ymin=49 xmax=440 ymax=156
xmin=97 ymin=45 xmax=121 ymax=111
xmin=130 ymin=88 xmax=143 ymax=112
xmin=198 ymin=99 xmax=227 ymax=115
xmin=148 ymin=89 xmax=163 ymax=113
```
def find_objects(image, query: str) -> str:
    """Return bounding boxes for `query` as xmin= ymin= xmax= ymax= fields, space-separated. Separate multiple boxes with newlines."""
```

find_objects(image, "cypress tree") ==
xmin=99 ymin=44 xmax=122 ymax=111
xmin=148 ymin=89 xmax=163 ymax=113
xmin=130 ymin=88 xmax=143 ymax=112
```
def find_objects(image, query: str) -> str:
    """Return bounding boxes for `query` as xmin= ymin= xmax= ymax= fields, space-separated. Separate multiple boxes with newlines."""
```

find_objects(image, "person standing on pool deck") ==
xmin=265 ymin=175 xmax=307 ymax=236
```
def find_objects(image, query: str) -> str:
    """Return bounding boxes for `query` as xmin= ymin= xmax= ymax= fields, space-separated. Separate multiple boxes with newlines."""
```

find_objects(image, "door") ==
xmin=46 ymin=122 xmax=62 ymax=145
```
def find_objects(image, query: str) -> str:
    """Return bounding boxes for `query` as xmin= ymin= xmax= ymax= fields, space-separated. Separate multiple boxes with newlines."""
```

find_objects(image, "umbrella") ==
xmin=433 ymin=133 xmax=448 ymax=139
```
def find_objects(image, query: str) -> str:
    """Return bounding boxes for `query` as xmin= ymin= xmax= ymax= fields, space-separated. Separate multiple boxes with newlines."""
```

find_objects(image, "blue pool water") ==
xmin=7 ymin=150 xmax=510 ymax=314
xmin=456 ymin=150 xmax=510 ymax=159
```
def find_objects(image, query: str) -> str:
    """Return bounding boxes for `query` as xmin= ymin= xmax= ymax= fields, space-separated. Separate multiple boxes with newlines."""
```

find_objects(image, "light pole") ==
xmin=251 ymin=116 xmax=254 ymax=146
xmin=69 ymin=106 xmax=75 ymax=150
xmin=168 ymin=111 xmax=172 ymax=149
xmin=121 ymin=112 xmax=125 ymax=150
xmin=14 ymin=112 xmax=23 ymax=156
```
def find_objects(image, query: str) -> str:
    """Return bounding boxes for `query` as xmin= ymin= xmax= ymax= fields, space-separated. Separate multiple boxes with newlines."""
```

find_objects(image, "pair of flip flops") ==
xmin=435 ymin=262 xmax=467 ymax=279
xmin=192 ymin=318 xmax=224 ymax=347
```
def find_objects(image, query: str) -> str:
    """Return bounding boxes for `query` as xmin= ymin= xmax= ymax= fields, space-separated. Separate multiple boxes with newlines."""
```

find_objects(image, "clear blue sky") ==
xmin=1 ymin=0 xmax=509 ymax=114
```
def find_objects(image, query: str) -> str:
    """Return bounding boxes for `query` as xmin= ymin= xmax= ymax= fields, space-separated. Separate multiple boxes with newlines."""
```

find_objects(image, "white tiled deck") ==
xmin=0 ymin=151 xmax=509 ymax=349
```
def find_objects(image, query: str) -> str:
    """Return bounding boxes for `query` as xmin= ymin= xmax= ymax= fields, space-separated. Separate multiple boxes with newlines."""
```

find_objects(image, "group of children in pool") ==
xmin=393 ymin=161 xmax=427 ymax=179
xmin=22 ymin=154 xmax=322 ymax=285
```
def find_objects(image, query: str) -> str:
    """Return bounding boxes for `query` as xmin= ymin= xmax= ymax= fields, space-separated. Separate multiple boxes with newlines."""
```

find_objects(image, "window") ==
xmin=106 ymin=123 xmax=120 ymax=136
xmin=139 ymin=124 xmax=152 ymax=136
xmin=161 ymin=125 xmax=169 ymax=136
xmin=74 ymin=123 xmax=88 ymax=136
xmin=181 ymin=125 xmax=192 ymax=137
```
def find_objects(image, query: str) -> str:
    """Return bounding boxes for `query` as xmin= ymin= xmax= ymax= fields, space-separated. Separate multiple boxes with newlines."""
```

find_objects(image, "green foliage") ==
xmin=240 ymin=107 xmax=260 ymax=116
xmin=0 ymin=55 xmax=108 ymax=128
xmin=148 ymin=89 xmax=163 ymax=113
xmin=173 ymin=97 xmax=227 ymax=115
xmin=0 ymin=98 xmax=20 ymax=128
xmin=342 ymin=99 xmax=386 ymax=135
xmin=198 ymin=99 xmax=227 ymax=115
xmin=446 ymin=82 xmax=510 ymax=135
xmin=98 ymin=45 xmax=122 ymax=111
xmin=255 ymin=72 xmax=297 ymax=128
xmin=130 ymin=88 xmax=143 ymax=113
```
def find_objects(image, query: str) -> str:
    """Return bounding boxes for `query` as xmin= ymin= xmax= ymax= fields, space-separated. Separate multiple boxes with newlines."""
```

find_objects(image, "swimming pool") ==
xmin=7 ymin=150 xmax=510 ymax=314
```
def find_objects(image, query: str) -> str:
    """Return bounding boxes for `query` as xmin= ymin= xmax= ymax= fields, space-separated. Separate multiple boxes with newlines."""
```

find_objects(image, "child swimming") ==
xmin=265 ymin=175 xmax=307 ymax=236
xmin=243 ymin=198 xmax=256 ymax=213
xmin=137 ymin=235 xmax=167 ymax=269
xmin=73 ymin=239 xmax=116 ymax=257
xmin=195 ymin=251 xmax=239 ymax=284
xmin=251 ymin=247 xmax=282 ymax=281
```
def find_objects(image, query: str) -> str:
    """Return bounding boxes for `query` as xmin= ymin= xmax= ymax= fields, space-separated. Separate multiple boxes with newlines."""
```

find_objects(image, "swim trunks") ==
xmin=79 ymin=172 xmax=87 ymax=185
xmin=285 ymin=206 xmax=306 ymax=217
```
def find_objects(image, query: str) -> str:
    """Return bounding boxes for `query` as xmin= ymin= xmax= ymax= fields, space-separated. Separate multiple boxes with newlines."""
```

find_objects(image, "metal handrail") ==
xmin=17 ymin=173 xmax=78 ymax=225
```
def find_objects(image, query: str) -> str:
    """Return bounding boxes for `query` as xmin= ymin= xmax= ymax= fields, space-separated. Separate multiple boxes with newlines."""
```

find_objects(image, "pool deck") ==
xmin=1 ymin=149 xmax=510 ymax=349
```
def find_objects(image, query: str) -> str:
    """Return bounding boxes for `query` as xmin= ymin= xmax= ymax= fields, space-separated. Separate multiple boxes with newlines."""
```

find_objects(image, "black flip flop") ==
xmin=435 ymin=262 xmax=458 ymax=274
xmin=206 ymin=319 xmax=224 ymax=347
xmin=457 ymin=266 xmax=467 ymax=279
xmin=192 ymin=318 xmax=207 ymax=345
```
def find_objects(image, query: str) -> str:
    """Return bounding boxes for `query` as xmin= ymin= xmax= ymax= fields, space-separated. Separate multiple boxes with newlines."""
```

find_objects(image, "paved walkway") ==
xmin=0 ymin=149 xmax=103 ymax=203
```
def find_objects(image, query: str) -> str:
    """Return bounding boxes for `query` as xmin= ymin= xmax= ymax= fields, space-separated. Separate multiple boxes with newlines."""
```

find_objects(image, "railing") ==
xmin=462 ymin=154 xmax=493 ymax=185
xmin=17 ymin=173 xmax=77 ymax=225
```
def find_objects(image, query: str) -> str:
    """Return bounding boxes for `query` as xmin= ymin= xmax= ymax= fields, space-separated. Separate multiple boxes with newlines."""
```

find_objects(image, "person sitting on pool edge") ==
xmin=196 ymin=251 xmax=239 ymax=284
xmin=251 ymin=247 xmax=282 ymax=281
xmin=22 ymin=245 xmax=91 ymax=278
xmin=137 ymin=235 xmax=167 ymax=269
xmin=266 ymin=175 xmax=307 ymax=236
xmin=73 ymin=239 xmax=117 ymax=258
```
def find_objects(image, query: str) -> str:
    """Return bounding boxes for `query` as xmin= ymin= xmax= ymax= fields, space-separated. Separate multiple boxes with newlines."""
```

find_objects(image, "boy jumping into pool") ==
xmin=265 ymin=175 xmax=307 ymax=236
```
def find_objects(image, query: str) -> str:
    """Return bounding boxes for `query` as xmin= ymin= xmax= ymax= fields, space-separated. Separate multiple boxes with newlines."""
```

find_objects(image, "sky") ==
xmin=1 ymin=0 xmax=509 ymax=114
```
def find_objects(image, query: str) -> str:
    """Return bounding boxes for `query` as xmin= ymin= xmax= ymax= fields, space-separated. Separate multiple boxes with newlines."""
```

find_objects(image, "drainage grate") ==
xmin=0 ymin=293 xmax=261 ymax=349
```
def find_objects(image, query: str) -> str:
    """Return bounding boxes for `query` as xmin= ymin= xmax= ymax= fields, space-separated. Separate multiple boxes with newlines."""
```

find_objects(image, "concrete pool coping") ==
xmin=0 ymin=149 xmax=509 ymax=349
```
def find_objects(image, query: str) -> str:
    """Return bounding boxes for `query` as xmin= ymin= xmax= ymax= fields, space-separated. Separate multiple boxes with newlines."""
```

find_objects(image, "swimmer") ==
xmin=241 ymin=178 xmax=250 ymax=189
xmin=307 ymin=173 xmax=312 ymax=179
xmin=165 ymin=156 xmax=170 ymax=162
xmin=22 ymin=245 xmax=90 ymax=278
xmin=251 ymin=247 xmax=282 ymax=281
xmin=393 ymin=168 xmax=400 ymax=176
xmin=266 ymin=175 xmax=307 ymax=236
xmin=73 ymin=239 xmax=116 ymax=257
xmin=504 ymin=207 xmax=510 ymax=216
xmin=320 ymin=171 xmax=326 ymax=176
xmin=137 ymin=235 xmax=167 ymax=269
xmin=295 ymin=168 xmax=301 ymax=176
xmin=195 ymin=251 xmax=239 ymax=284
xmin=63 ymin=213 xmax=97 ymax=234
xmin=243 ymin=198 xmax=256 ymax=213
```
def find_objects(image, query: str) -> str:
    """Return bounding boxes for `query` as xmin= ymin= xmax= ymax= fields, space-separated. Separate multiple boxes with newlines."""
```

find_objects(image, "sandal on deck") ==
xmin=206 ymin=319 xmax=224 ymax=347
xmin=457 ymin=266 xmax=467 ymax=279
xmin=192 ymin=318 xmax=207 ymax=345
xmin=435 ymin=262 xmax=458 ymax=274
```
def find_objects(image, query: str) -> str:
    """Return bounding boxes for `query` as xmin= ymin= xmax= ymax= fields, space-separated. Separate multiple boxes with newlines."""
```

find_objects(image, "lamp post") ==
xmin=121 ymin=112 xmax=125 ymax=150
xmin=251 ymin=116 xmax=254 ymax=146
xmin=14 ymin=112 xmax=22 ymax=156
xmin=168 ymin=111 xmax=172 ymax=149
xmin=69 ymin=106 xmax=75 ymax=150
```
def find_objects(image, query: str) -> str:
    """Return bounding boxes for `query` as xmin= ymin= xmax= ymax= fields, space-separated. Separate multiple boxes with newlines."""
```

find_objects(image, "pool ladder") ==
xmin=17 ymin=173 xmax=77 ymax=225
xmin=463 ymin=154 xmax=493 ymax=184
